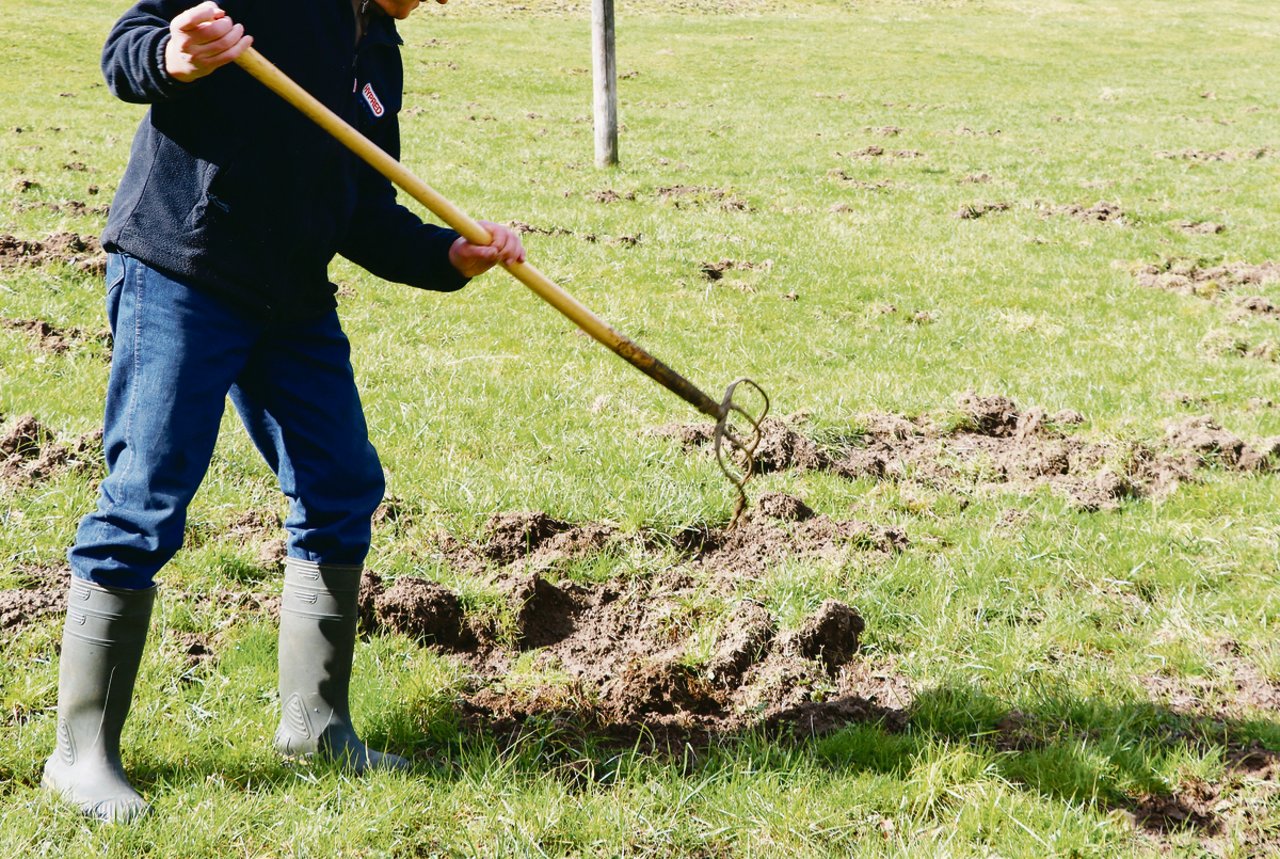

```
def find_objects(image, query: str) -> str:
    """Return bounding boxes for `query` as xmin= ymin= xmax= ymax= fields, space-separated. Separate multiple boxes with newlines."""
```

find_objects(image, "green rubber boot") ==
xmin=42 ymin=578 xmax=155 ymax=823
xmin=273 ymin=558 xmax=409 ymax=773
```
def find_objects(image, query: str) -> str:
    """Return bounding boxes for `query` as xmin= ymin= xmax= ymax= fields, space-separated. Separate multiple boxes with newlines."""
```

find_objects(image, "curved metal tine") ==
xmin=718 ymin=380 xmax=770 ymax=460
xmin=714 ymin=378 xmax=771 ymax=528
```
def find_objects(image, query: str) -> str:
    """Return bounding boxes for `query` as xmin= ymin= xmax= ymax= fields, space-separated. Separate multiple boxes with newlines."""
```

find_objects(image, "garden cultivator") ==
xmin=234 ymin=47 xmax=770 ymax=523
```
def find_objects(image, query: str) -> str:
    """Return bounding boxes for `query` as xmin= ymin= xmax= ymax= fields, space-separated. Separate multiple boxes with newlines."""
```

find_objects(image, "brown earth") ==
xmin=1135 ymin=258 xmax=1280 ymax=299
xmin=1043 ymin=201 xmax=1127 ymax=224
xmin=366 ymin=562 xmax=895 ymax=738
xmin=0 ymin=232 xmax=106 ymax=275
xmin=1 ymin=317 xmax=109 ymax=354
xmin=1155 ymin=148 xmax=1271 ymax=162
xmin=347 ymin=497 xmax=909 ymax=738
xmin=0 ymin=415 xmax=102 ymax=488
xmin=699 ymin=258 xmax=773 ymax=281
xmin=955 ymin=202 xmax=1009 ymax=219
xmin=655 ymin=185 xmax=752 ymax=212
xmin=648 ymin=396 xmax=1277 ymax=511
xmin=1174 ymin=220 xmax=1225 ymax=236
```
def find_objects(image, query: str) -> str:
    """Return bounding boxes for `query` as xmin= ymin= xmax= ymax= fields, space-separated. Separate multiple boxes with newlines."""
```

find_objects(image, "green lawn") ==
xmin=1 ymin=0 xmax=1278 ymax=855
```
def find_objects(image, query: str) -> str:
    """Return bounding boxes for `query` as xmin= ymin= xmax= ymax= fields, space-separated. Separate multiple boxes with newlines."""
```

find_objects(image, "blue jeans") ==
xmin=69 ymin=253 xmax=385 ymax=590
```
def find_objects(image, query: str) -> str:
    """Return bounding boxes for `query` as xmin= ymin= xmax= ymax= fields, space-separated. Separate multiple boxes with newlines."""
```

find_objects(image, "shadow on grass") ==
xmin=351 ymin=681 xmax=1280 ymax=842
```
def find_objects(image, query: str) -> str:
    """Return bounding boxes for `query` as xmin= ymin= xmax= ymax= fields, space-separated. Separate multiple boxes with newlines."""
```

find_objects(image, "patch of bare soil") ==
xmin=366 ymin=557 xmax=905 ymax=739
xmin=1 ymin=317 xmax=108 ymax=354
xmin=650 ymin=397 xmax=1273 ymax=511
xmin=1142 ymin=645 xmax=1280 ymax=720
xmin=1043 ymin=201 xmax=1127 ymax=224
xmin=1132 ymin=779 xmax=1222 ymax=835
xmin=1174 ymin=220 xmax=1225 ymax=236
xmin=1200 ymin=328 xmax=1279 ymax=362
xmin=954 ymin=202 xmax=1009 ymax=220
xmin=505 ymin=221 xmax=639 ymax=247
xmin=0 ymin=415 xmax=102 ymax=488
xmin=0 ymin=584 xmax=63 ymax=633
xmin=1135 ymin=258 xmax=1280 ymax=298
xmin=698 ymin=258 xmax=773 ymax=281
xmin=346 ymin=495 xmax=912 ymax=740
xmin=172 ymin=630 xmax=215 ymax=672
xmin=654 ymin=185 xmax=752 ymax=212
xmin=1129 ymin=739 xmax=1280 ymax=851
xmin=0 ymin=232 xmax=105 ymax=275
xmin=587 ymin=189 xmax=636 ymax=203
xmin=1156 ymin=147 xmax=1271 ymax=162
xmin=839 ymin=147 xmax=925 ymax=160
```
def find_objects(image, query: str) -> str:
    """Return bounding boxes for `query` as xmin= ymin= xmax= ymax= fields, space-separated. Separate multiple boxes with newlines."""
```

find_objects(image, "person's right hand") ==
xmin=165 ymin=1 xmax=253 ymax=83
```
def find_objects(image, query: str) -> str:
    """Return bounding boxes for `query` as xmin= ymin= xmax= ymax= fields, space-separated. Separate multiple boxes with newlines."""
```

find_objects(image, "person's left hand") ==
xmin=448 ymin=221 xmax=526 ymax=279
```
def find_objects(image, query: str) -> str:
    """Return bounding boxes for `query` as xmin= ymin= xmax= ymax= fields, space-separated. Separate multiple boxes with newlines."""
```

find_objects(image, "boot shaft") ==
xmin=55 ymin=579 xmax=155 ymax=765
xmin=44 ymin=578 xmax=155 ymax=822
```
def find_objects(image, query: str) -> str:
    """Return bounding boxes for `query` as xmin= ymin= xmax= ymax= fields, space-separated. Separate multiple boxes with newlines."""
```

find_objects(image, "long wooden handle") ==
xmin=233 ymin=47 xmax=722 ymax=420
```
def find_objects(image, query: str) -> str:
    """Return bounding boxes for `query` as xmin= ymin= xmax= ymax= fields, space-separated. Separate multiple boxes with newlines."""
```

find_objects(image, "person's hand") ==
xmin=448 ymin=221 xmax=527 ymax=279
xmin=165 ymin=2 xmax=253 ymax=83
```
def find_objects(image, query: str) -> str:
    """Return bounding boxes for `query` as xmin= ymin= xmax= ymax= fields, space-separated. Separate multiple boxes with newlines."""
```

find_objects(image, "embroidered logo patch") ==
xmin=361 ymin=83 xmax=385 ymax=118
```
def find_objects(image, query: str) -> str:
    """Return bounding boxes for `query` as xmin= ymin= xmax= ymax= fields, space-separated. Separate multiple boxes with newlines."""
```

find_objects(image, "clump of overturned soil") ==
xmin=0 ymin=585 xmax=63 ymax=632
xmin=1174 ymin=220 xmax=1225 ymax=236
xmin=1131 ymin=780 xmax=1222 ymax=835
xmin=365 ymin=558 xmax=896 ymax=736
xmin=954 ymin=202 xmax=1009 ymax=220
xmin=1135 ymin=258 xmax=1280 ymax=299
xmin=1 ymin=318 xmax=108 ymax=354
xmin=431 ymin=511 xmax=620 ymax=576
xmin=646 ymin=415 xmax=828 ymax=476
xmin=425 ymin=496 xmax=904 ymax=585
xmin=0 ymin=232 xmax=105 ymax=274
xmin=647 ymin=396 xmax=1271 ymax=511
xmin=0 ymin=415 xmax=102 ymax=487
xmin=698 ymin=258 xmax=773 ymax=281
xmin=655 ymin=185 xmax=752 ymax=212
xmin=1043 ymin=201 xmax=1127 ymax=224
xmin=1142 ymin=640 xmax=1280 ymax=719
xmin=349 ymin=494 xmax=909 ymax=737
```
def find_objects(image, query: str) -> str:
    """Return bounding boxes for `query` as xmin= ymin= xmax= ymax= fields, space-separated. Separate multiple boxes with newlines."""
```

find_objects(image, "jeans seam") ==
xmin=114 ymin=258 xmax=144 ymax=500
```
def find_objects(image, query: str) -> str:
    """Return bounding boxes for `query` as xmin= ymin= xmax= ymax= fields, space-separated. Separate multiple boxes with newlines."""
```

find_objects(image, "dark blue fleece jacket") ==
xmin=101 ymin=0 xmax=467 ymax=316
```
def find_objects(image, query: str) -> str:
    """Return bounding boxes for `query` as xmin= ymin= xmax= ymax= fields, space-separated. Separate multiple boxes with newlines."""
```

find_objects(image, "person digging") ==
xmin=42 ymin=0 xmax=525 ymax=823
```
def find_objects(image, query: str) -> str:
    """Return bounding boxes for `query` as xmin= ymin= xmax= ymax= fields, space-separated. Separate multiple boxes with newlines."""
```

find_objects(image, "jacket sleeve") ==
xmin=337 ymin=124 xmax=470 ymax=292
xmin=101 ymin=0 xmax=235 ymax=103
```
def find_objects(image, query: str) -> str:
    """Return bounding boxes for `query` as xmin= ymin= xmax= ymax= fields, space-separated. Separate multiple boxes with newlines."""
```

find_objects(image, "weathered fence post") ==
xmin=591 ymin=0 xmax=618 ymax=167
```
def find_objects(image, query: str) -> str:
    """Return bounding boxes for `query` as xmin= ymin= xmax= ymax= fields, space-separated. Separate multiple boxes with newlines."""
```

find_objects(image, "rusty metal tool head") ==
xmin=233 ymin=46 xmax=770 ymax=522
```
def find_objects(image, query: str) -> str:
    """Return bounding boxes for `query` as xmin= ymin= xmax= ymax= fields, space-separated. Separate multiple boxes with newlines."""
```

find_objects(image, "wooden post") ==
xmin=591 ymin=0 xmax=618 ymax=167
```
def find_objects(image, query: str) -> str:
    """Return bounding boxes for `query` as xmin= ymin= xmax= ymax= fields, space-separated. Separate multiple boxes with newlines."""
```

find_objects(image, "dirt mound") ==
xmin=1132 ymin=780 xmax=1222 ymax=835
xmin=373 ymin=575 xmax=470 ymax=647
xmin=646 ymin=416 xmax=827 ymax=475
xmin=954 ymin=202 xmax=1009 ymax=220
xmin=698 ymin=258 xmax=773 ymax=281
xmin=1174 ymin=220 xmax=1224 ymax=236
xmin=365 ymin=553 xmax=899 ymax=737
xmin=1135 ymin=258 xmax=1280 ymax=298
xmin=0 ymin=415 xmax=102 ymax=487
xmin=0 ymin=232 xmax=105 ymax=274
xmin=648 ymin=398 xmax=1275 ymax=511
xmin=1142 ymin=645 xmax=1280 ymax=719
xmin=431 ymin=512 xmax=620 ymax=576
xmin=1164 ymin=416 xmax=1280 ymax=471
xmin=1 ymin=318 xmax=107 ymax=354
xmin=0 ymin=587 xmax=63 ymax=633
xmin=1045 ymin=201 xmax=1127 ymax=223
xmin=654 ymin=185 xmax=751 ymax=212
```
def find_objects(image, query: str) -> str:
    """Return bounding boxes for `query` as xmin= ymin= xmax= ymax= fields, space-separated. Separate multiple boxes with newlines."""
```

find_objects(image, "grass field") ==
xmin=1 ymin=0 xmax=1279 ymax=855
